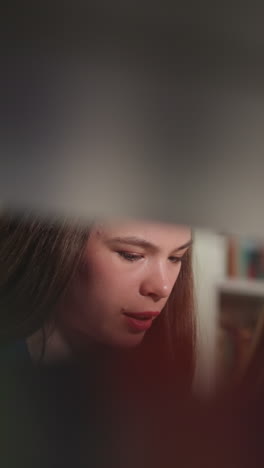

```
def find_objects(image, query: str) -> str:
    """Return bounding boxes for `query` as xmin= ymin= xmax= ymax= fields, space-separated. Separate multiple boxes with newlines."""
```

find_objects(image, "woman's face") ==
xmin=60 ymin=220 xmax=192 ymax=348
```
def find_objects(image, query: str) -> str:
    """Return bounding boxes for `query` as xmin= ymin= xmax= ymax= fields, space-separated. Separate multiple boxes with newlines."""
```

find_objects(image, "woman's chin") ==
xmin=107 ymin=331 xmax=146 ymax=349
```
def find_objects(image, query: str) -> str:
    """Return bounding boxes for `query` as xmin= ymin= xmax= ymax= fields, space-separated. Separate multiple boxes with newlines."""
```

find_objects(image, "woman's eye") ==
xmin=169 ymin=256 xmax=182 ymax=264
xmin=117 ymin=251 xmax=143 ymax=262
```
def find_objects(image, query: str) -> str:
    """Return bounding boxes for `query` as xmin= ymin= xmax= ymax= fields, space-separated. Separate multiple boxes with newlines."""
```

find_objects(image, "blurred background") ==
xmin=193 ymin=228 xmax=264 ymax=395
xmin=1 ymin=2 xmax=264 ymax=237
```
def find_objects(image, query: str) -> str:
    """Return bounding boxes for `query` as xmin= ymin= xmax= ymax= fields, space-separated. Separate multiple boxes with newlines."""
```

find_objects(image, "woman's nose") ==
xmin=139 ymin=267 xmax=172 ymax=302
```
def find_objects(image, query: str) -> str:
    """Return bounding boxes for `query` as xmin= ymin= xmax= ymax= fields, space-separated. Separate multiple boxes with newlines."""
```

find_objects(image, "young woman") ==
xmin=0 ymin=211 xmax=195 ymax=388
xmin=0 ymin=211 xmax=198 ymax=467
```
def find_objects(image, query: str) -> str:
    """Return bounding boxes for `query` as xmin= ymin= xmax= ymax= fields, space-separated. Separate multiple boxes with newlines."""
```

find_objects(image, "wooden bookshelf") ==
xmin=215 ymin=277 xmax=264 ymax=388
xmin=217 ymin=278 xmax=264 ymax=299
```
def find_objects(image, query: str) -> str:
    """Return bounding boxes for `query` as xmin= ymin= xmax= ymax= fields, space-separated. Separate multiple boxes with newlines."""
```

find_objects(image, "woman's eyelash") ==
xmin=169 ymin=256 xmax=183 ymax=264
xmin=117 ymin=251 xmax=184 ymax=263
xmin=117 ymin=251 xmax=143 ymax=262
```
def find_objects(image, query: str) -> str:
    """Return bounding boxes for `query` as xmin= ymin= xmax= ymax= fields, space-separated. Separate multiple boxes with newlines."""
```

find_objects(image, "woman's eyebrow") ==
xmin=172 ymin=239 xmax=193 ymax=252
xmin=107 ymin=236 xmax=193 ymax=252
xmin=107 ymin=236 xmax=155 ymax=249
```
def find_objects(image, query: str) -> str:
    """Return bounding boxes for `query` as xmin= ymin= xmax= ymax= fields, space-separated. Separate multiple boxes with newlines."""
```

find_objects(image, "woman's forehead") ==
xmin=91 ymin=220 xmax=191 ymax=246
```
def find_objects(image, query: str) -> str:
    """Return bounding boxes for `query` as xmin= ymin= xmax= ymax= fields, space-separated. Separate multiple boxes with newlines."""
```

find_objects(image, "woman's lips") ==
xmin=123 ymin=311 xmax=160 ymax=332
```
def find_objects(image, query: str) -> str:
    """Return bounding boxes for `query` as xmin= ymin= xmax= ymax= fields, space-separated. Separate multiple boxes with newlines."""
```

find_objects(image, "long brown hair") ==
xmin=236 ymin=316 xmax=264 ymax=402
xmin=0 ymin=212 xmax=196 ymax=386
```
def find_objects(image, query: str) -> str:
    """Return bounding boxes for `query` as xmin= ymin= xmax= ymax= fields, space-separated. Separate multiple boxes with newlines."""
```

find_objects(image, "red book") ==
xmin=227 ymin=237 xmax=238 ymax=277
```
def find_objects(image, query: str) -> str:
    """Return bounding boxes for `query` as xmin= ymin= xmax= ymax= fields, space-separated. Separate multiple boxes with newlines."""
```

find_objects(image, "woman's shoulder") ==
xmin=0 ymin=339 xmax=32 ymax=367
